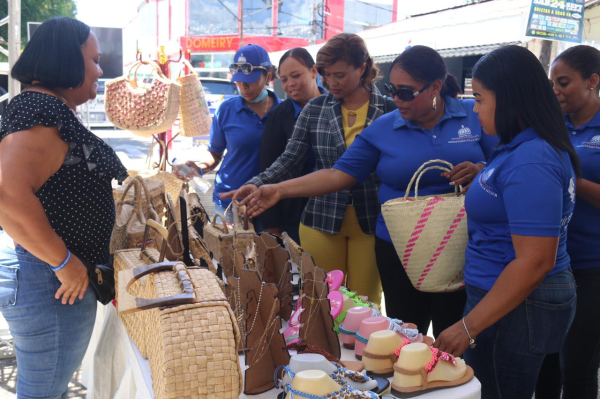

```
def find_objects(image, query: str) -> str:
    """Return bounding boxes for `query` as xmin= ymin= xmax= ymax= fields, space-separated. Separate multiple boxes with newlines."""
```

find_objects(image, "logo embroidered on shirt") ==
xmin=569 ymin=178 xmax=575 ymax=203
xmin=449 ymin=125 xmax=480 ymax=143
xmin=578 ymin=135 xmax=600 ymax=148
xmin=478 ymin=168 xmax=498 ymax=197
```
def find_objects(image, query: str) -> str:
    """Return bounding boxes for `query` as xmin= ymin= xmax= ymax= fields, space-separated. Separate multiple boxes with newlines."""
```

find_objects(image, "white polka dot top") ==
xmin=0 ymin=91 xmax=128 ymax=264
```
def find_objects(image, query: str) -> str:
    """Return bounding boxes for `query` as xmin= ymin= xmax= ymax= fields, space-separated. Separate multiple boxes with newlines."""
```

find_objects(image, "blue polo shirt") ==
xmin=333 ymin=96 xmax=498 ymax=242
xmin=567 ymin=110 xmax=600 ymax=270
xmin=464 ymin=128 xmax=576 ymax=291
xmin=208 ymin=91 xmax=280 ymax=207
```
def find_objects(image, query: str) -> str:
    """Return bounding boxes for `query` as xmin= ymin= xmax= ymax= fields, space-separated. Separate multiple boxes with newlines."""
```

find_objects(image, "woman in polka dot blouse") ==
xmin=0 ymin=17 xmax=127 ymax=398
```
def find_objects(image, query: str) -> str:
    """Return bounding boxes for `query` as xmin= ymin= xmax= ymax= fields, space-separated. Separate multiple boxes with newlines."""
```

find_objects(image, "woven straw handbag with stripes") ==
xmin=381 ymin=160 xmax=468 ymax=293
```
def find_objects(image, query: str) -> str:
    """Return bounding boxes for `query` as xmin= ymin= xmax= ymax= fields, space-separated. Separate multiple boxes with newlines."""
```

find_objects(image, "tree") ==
xmin=0 ymin=0 xmax=77 ymax=57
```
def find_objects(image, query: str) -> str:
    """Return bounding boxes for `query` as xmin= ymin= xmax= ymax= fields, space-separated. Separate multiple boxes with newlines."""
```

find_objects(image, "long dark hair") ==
xmin=11 ymin=17 xmax=91 ymax=89
xmin=390 ymin=45 xmax=461 ymax=98
xmin=316 ymin=33 xmax=379 ymax=89
xmin=553 ymin=45 xmax=600 ymax=90
xmin=472 ymin=45 xmax=581 ymax=176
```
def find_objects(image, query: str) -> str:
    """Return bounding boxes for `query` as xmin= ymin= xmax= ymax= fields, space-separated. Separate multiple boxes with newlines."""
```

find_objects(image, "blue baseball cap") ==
xmin=230 ymin=44 xmax=272 ymax=84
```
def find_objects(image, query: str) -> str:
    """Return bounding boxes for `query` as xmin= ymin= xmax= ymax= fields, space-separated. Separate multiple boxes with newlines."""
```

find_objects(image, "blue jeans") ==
xmin=463 ymin=269 xmax=576 ymax=399
xmin=0 ymin=246 xmax=97 ymax=399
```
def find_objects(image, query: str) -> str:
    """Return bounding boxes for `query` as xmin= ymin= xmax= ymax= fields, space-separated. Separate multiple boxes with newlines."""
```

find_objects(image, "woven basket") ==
xmin=128 ymin=140 xmax=184 ymax=204
xmin=105 ymin=61 xmax=181 ymax=137
xmin=177 ymin=59 xmax=212 ymax=137
xmin=116 ymin=221 xmax=242 ymax=398
xmin=113 ymin=177 xmax=165 ymax=218
xmin=381 ymin=160 xmax=467 ymax=293
xmin=110 ymin=176 xmax=161 ymax=253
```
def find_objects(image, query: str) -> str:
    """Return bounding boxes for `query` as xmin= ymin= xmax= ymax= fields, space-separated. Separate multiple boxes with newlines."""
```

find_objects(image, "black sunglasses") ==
xmin=229 ymin=63 xmax=268 ymax=75
xmin=384 ymin=81 xmax=433 ymax=102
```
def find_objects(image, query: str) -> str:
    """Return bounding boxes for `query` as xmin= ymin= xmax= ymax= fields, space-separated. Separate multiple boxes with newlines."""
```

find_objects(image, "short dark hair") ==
xmin=472 ymin=45 xmax=580 ymax=176
xmin=390 ymin=45 xmax=461 ymax=98
xmin=553 ymin=45 xmax=600 ymax=83
xmin=11 ymin=17 xmax=91 ymax=89
xmin=279 ymin=48 xmax=315 ymax=70
xmin=316 ymin=33 xmax=379 ymax=89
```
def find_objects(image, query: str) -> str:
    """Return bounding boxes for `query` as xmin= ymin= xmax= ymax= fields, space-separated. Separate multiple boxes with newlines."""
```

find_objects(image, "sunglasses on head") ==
xmin=384 ymin=81 xmax=433 ymax=102
xmin=229 ymin=63 xmax=268 ymax=75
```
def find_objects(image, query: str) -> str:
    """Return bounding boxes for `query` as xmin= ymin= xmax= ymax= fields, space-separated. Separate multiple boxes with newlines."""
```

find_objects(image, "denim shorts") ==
xmin=0 ymin=246 xmax=97 ymax=399
xmin=463 ymin=269 xmax=576 ymax=399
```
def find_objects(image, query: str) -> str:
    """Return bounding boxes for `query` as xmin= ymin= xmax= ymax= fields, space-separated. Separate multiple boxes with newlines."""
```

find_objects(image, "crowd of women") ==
xmin=0 ymin=15 xmax=597 ymax=399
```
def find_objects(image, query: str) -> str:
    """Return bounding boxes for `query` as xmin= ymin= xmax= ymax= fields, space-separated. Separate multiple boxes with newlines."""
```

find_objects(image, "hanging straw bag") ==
xmin=115 ymin=221 xmax=242 ymax=398
xmin=127 ymin=140 xmax=184 ymax=204
xmin=381 ymin=160 xmax=468 ymax=293
xmin=177 ymin=59 xmax=212 ymax=137
xmin=105 ymin=60 xmax=181 ymax=136
xmin=110 ymin=176 xmax=162 ymax=253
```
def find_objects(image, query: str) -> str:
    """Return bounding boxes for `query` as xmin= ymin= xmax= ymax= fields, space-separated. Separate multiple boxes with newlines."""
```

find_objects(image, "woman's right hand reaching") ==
xmin=243 ymin=185 xmax=283 ymax=218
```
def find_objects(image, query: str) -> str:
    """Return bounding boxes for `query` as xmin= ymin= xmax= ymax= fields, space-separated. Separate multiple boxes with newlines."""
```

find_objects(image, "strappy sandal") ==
xmin=276 ymin=366 xmax=382 ymax=398
xmin=362 ymin=336 xmax=411 ymax=378
xmin=283 ymin=342 xmax=364 ymax=373
xmin=390 ymin=347 xmax=474 ymax=398
xmin=282 ymin=383 xmax=379 ymax=399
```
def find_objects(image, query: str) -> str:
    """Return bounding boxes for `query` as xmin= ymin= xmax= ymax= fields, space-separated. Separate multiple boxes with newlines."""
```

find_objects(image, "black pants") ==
xmin=536 ymin=267 xmax=600 ymax=399
xmin=374 ymin=236 xmax=466 ymax=337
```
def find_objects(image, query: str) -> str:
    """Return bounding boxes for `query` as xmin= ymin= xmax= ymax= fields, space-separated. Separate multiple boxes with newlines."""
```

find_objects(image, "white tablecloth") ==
xmin=86 ymin=306 xmax=481 ymax=399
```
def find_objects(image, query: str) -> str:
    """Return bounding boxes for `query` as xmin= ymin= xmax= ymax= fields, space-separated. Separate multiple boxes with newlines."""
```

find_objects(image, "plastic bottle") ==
xmin=173 ymin=160 xmax=212 ymax=194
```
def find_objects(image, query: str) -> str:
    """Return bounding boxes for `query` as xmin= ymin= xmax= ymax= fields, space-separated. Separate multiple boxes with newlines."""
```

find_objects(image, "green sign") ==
xmin=525 ymin=0 xmax=585 ymax=43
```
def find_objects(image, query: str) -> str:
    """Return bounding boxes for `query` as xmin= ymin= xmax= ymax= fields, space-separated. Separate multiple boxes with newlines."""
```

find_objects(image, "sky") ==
xmin=75 ymin=0 xmax=140 ymax=28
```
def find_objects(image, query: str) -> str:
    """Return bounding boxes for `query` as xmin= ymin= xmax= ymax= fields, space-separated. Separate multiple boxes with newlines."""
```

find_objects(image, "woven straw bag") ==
xmin=116 ymin=221 xmax=242 ymax=398
xmin=204 ymin=203 xmax=254 ymax=265
xmin=110 ymin=176 xmax=162 ymax=253
xmin=128 ymin=140 xmax=184 ymax=204
xmin=381 ymin=160 xmax=467 ymax=293
xmin=105 ymin=60 xmax=181 ymax=136
xmin=177 ymin=59 xmax=212 ymax=137
xmin=113 ymin=177 xmax=165 ymax=218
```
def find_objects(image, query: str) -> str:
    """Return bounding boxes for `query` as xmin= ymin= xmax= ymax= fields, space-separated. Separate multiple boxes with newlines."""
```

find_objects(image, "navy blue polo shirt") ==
xmin=464 ymin=128 xmax=576 ymax=291
xmin=334 ymin=96 xmax=498 ymax=242
xmin=208 ymin=91 xmax=280 ymax=207
xmin=567 ymin=110 xmax=600 ymax=270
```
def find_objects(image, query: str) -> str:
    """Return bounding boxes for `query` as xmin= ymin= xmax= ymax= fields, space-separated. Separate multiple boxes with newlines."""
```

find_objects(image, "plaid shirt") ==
xmin=248 ymin=85 xmax=396 ymax=235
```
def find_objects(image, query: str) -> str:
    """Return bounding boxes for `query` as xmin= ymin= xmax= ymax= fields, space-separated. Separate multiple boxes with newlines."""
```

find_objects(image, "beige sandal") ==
xmin=391 ymin=347 xmax=474 ymax=398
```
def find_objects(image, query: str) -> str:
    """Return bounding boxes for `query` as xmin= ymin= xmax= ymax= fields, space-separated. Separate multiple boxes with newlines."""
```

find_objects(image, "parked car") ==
xmin=200 ymin=77 xmax=238 ymax=117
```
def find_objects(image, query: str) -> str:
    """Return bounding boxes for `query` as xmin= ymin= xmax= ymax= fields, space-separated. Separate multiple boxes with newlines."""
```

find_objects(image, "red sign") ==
xmin=181 ymin=35 xmax=310 ymax=53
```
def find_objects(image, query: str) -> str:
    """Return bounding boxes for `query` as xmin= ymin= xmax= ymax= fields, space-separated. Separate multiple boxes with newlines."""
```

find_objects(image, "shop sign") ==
xmin=184 ymin=36 xmax=237 ymax=51
xmin=525 ymin=0 xmax=585 ymax=43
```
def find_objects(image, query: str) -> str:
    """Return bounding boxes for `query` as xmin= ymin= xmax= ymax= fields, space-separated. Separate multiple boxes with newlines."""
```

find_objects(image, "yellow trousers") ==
xmin=299 ymin=206 xmax=382 ymax=307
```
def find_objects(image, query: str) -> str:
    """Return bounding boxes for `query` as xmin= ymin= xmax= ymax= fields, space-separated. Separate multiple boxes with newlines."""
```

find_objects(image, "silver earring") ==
xmin=432 ymin=96 xmax=437 ymax=111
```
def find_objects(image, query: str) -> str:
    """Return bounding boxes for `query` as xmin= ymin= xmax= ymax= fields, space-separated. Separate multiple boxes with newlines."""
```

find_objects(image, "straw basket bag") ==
xmin=177 ymin=59 xmax=212 ymax=137
xmin=113 ymin=177 xmax=165 ymax=218
xmin=128 ymin=140 xmax=184 ymax=204
xmin=105 ymin=60 xmax=181 ymax=136
xmin=204 ymin=203 xmax=254 ymax=265
xmin=110 ymin=176 xmax=162 ymax=253
xmin=115 ymin=220 xmax=242 ymax=398
xmin=381 ymin=160 xmax=468 ymax=293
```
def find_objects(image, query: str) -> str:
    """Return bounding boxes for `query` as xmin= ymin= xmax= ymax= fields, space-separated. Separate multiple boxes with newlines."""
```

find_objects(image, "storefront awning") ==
xmin=373 ymin=41 xmax=522 ymax=64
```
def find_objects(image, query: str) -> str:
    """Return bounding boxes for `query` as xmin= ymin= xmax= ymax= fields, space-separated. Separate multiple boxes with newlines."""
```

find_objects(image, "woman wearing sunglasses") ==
xmin=224 ymin=33 xmax=396 ymax=307
xmin=177 ymin=44 xmax=279 ymax=221
xmin=229 ymin=45 xmax=498 ymax=337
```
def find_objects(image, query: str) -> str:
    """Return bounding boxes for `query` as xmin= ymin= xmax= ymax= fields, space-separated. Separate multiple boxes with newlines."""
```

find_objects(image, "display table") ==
xmin=87 ymin=305 xmax=481 ymax=399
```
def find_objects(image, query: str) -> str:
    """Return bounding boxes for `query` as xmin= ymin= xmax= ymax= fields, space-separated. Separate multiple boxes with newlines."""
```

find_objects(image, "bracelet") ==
xmin=50 ymin=249 xmax=71 ymax=273
xmin=462 ymin=318 xmax=477 ymax=349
